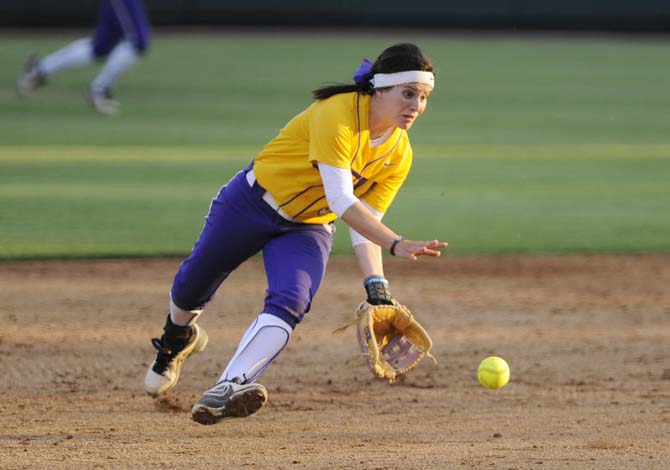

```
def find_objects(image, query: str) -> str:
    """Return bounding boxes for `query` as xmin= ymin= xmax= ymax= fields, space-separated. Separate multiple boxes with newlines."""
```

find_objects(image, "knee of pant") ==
xmin=170 ymin=287 xmax=210 ymax=313
xmin=133 ymin=35 xmax=150 ymax=55
xmin=262 ymin=310 xmax=298 ymax=330
xmin=92 ymin=42 xmax=113 ymax=59
xmin=263 ymin=293 xmax=310 ymax=328
xmin=128 ymin=31 xmax=151 ymax=55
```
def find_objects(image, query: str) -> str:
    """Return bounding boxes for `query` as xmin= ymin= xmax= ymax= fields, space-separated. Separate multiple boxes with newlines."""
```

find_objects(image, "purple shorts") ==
xmin=170 ymin=166 xmax=334 ymax=328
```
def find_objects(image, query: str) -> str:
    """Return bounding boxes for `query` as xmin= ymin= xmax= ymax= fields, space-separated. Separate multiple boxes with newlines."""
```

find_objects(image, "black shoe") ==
xmin=17 ymin=54 xmax=46 ymax=96
xmin=86 ymin=86 xmax=119 ymax=115
xmin=144 ymin=323 xmax=208 ymax=397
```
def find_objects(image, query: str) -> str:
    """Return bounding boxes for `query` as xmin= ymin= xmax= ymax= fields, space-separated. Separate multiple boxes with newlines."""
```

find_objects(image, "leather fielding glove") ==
xmin=335 ymin=276 xmax=436 ymax=383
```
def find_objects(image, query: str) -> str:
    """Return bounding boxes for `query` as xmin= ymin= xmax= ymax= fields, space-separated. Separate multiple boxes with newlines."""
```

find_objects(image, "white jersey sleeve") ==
xmin=317 ymin=162 xmax=385 ymax=246
xmin=317 ymin=162 xmax=359 ymax=217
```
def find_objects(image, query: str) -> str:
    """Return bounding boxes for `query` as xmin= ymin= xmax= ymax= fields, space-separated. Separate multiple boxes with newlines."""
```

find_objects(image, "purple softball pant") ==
xmin=92 ymin=0 xmax=151 ymax=57
xmin=170 ymin=166 xmax=334 ymax=329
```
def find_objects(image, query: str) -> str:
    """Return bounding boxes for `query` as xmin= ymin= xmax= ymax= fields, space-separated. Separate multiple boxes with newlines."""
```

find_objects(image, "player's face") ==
xmin=375 ymin=83 xmax=432 ymax=130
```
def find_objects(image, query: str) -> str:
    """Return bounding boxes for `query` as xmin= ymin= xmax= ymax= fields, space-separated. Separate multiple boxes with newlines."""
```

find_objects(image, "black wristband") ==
xmin=389 ymin=236 xmax=405 ymax=256
xmin=364 ymin=275 xmax=393 ymax=305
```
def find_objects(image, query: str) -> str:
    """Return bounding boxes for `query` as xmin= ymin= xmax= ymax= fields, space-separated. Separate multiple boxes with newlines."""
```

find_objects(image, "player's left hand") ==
xmin=393 ymin=239 xmax=447 ymax=261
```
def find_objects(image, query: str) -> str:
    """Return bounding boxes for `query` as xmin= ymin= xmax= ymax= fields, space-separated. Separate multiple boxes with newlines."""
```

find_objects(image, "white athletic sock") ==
xmin=91 ymin=41 xmax=138 ymax=93
xmin=169 ymin=295 xmax=202 ymax=326
xmin=39 ymin=38 xmax=94 ymax=76
xmin=219 ymin=313 xmax=293 ymax=384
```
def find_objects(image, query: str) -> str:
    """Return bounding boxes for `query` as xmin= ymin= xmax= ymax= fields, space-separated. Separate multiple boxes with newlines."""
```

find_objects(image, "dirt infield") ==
xmin=1 ymin=254 xmax=669 ymax=469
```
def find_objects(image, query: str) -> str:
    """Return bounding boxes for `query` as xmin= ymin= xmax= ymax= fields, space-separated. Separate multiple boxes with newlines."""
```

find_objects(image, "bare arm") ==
xmin=342 ymin=201 xmax=447 ymax=261
xmin=354 ymin=241 xmax=384 ymax=278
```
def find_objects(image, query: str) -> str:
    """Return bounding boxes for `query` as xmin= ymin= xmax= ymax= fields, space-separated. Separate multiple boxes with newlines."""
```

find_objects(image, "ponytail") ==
xmin=312 ymin=58 xmax=375 ymax=100
xmin=311 ymin=83 xmax=372 ymax=100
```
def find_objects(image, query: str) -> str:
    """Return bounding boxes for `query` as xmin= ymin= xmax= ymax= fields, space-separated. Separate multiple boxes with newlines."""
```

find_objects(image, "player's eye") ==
xmin=403 ymin=90 xmax=415 ymax=99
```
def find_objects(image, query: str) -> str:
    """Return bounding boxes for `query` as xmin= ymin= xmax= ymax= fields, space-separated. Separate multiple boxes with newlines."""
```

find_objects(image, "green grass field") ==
xmin=1 ymin=32 xmax=669 ymax=258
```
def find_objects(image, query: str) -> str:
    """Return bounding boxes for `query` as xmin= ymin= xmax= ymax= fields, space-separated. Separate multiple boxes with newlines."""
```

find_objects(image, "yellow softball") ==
xmin=477 ymin=356 xmax=510 ymax=389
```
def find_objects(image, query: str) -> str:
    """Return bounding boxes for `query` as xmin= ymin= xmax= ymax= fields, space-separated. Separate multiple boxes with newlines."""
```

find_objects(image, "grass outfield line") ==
xmin=2 ymin=144 xmax=670 ymax=161
xmin=1 ymin=145 xmax=669 ymax=259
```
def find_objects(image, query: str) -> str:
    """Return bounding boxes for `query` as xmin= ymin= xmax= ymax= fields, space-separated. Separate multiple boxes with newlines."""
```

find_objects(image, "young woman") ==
xmin=144 ymin=43 xmax=447 ymax=425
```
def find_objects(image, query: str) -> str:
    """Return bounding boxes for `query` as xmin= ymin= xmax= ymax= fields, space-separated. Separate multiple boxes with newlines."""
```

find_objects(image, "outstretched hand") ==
xmin=393 ymin=239 xmax=447 ymax=261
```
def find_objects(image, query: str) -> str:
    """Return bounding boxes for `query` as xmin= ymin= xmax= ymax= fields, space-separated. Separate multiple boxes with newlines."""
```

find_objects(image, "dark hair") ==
xmin=311 ymin=43 xmax=435 ymax=101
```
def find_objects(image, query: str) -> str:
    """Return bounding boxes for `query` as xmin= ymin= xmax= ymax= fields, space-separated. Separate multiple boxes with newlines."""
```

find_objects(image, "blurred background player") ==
xmin=143 ymin=43 xmax=447 ymax=425
xmin=16 ymin=0 xmax=151 ymax=115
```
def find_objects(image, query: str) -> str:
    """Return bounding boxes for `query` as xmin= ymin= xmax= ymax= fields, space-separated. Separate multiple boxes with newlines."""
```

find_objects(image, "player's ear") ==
xmin=372 ymin=87 xmax=387 ymax=98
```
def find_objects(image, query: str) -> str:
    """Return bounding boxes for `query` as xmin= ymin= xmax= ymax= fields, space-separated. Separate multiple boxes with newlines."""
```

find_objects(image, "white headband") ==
xmin=370 ymin=70 xmax=435 ymax=89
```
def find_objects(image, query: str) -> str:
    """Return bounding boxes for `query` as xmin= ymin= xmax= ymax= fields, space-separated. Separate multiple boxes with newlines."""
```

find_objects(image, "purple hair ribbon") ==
xmin=353 ymin=58 xmax=373 ymax=85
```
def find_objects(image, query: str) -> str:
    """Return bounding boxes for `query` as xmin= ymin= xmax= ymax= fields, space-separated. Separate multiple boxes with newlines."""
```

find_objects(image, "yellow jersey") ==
xmin=253 ymin=92 xmax=412 ymax=224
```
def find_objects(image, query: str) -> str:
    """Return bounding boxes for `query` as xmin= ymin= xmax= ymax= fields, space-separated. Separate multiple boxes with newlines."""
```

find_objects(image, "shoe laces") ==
xmin=23 ymin=57 xmax=45 ymax=86
xmin=150 ymin=336 xmax=186 ymax=375
xmin=101 ymin=87 xmax=115 ymax=100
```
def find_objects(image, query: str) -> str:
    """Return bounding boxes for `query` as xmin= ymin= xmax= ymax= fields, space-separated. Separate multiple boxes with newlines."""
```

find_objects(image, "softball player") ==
xmin=16 ymin=0 xmax=151 ymax=115
xmin=143 ymin=43 xmax=447 ymax=425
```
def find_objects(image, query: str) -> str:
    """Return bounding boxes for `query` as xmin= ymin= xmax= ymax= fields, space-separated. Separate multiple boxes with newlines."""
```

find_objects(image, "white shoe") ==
xmin=144 ymin=324 xmax=208 ymax=397
xmin=191 ymin=379 xmax=268 ymax=425
xmin=16 ymin=54 xmax=45 ymax=97
xmin=86 ymin=86 xmax=120 ymax=115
